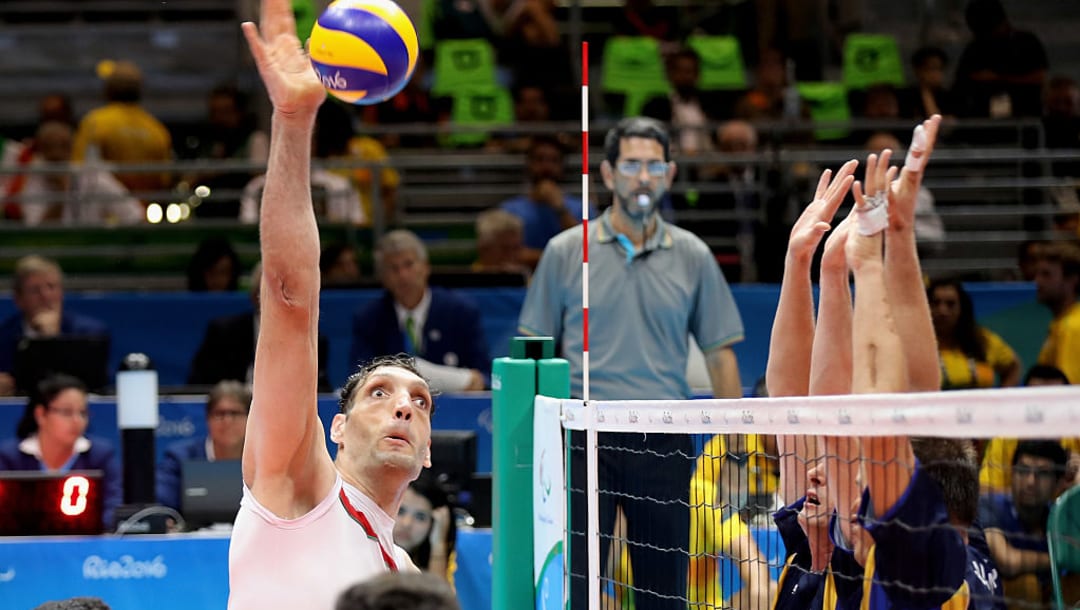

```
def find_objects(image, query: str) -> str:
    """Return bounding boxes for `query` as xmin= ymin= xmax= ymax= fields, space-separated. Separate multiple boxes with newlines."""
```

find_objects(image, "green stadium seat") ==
xmin=602 ymin=36 xmax=671 ymax=116
xmin=796 ymin=82 xmax=851 ymax=141
xmin=445 ymin=83 xmax=513 ymax=147
xmin=432 ymin=38 xmax=498 ymax=97
xmin=686 ymin=35 xmax=747 ymax=90
xmin=842 ymin=33 xmax=905 ymax=90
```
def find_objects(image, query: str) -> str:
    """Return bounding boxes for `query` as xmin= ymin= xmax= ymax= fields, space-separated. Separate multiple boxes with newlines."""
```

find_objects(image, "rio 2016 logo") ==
xmin=320 ymin=70 xmax=348 ymax=90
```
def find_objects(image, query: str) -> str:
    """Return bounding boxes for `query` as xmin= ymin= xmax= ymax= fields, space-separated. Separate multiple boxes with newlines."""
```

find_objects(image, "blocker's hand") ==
xmin=888 ymin=114 xmax=942 ymax=233
xmin=242 ymin=0 xmax=325 ymax=119
xmin=786 ymin=159 xmax=857 ymax=264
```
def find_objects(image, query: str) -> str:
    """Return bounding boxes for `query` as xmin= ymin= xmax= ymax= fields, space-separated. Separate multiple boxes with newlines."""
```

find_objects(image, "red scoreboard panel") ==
xmin=0 ymin=470 xmax=104 ymax=536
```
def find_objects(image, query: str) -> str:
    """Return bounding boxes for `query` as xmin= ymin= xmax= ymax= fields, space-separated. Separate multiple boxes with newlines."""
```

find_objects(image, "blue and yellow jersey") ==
xmin=834 ymin=463 xmax=969 ymax=610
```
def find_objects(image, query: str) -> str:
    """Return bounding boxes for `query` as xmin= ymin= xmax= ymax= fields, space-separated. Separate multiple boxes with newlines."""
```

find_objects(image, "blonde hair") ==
xmin=475 ymin=209 xmax=523 ymax=248
xmin=13 ymin=255 xmax=62 ymax=294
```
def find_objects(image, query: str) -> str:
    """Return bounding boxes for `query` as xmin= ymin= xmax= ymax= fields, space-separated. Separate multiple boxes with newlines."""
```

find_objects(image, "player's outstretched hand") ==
xmin=787 ymin=159 xmax=858 ymax=264
xmin=242 ymin=0 xmax=325 ymax=119
xmin=888 ymin=114 xmax=942 ymax=232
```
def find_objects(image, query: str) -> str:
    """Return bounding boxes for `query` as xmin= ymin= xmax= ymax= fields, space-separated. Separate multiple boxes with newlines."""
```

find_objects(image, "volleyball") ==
xmin=307 ymin=0 xmax=418 ymax=105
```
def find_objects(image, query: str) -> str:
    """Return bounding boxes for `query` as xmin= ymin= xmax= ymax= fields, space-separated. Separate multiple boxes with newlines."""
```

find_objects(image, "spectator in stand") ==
xmin=188 ymin=263 xmax=331 ymax=391
xmin=472 ymin=208 xmax=529 ymax=277
xmin=37 ymin=93 xmax=75 ymax=127
xmin=490 ymin=82 xmax=569 ymax=154
xmin=362 ymin=57 xmax=445 ymax=149
xmin=901 ymin=47 xmax=957 ymax=120
xmin=1043 ymin=76 xmax=1080 ymax=185
xmin=0 ymin=374 xmax=122 ymax=529
xmin=314 ymin=101 xmax=399 ymax=226
xmin=186 ymin=237 xmax=241 ymax=293
xmin=929 ymin=278 xmax=1021 ymax=390
xmin=499 ymin=136 xmax=586 ymax=269
xmin=350 ymin=230 xmax=489 ymax=392
xmin=240 ymin=103 xmax=367 ymax=225
xmin=954 ymin=0 xmax=1048 ymax=118
xmin=392 ymin=477 xmax=456 ymax=582
xmin=980 ymin=364 xmax=1080 ymax=494
xmin=431 ymin=0 xmax=502 ymax=41
xmin=156 ymin=380 xmax=252 ymax=511
xmin=1033 ymin=240 xmax=1080 ymax=384
xmin=73 ymin=60 xmax=173 ymax=196
xmin=643 ymin=47 xmax=725 ymax=159
xmin=0 ymin=256 xmax=109 ymax=396
xmin=501 ymin=0 xmax=567 ymax=90
xmin=1017 ymin=239 xmax=1048 ymax=282
xmin=183 ymin=85 xmax=269 ymax=219
xmin=320 ymin=243 xmax=364 ymax=289
xmin=614 ymin=0 xmax=680 ymax=44
xmin=0 ymin=131 xmax=32 ymax=221
xmin=2 ymin=121 xmax=143 ymax=226
xmin=979 ymin=440 xmax=1070 ymax=609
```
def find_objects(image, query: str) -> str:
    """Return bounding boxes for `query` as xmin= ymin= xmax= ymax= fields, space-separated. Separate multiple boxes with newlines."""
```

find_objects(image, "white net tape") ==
xmin=535 ymin=387 xmax=1080 ymax=610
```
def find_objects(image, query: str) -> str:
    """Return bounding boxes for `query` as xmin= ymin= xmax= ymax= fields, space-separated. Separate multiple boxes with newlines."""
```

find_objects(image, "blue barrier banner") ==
xmin=454 ymin=529 xmax=493 ymax=610
xmin=0 ymin=534 xmax=230 ymax=609
xmin=0 ymin=283 xmax=1038 ymax=393
xmin=0 ymin=530 xmax=495 ymax=609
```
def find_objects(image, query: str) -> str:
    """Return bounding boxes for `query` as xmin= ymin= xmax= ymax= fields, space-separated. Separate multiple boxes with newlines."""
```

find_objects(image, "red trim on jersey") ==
xmin=338 ymin=488 xmax=399 ymax=572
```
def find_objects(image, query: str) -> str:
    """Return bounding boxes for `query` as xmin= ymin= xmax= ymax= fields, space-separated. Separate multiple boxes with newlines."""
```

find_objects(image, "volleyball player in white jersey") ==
xmin=227 ymin=2 xmax=432 ymax=608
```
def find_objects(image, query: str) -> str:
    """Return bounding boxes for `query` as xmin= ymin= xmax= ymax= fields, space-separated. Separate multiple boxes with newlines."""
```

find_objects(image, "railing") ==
xmin=1 ymin=118 xmax=1077 ymax=287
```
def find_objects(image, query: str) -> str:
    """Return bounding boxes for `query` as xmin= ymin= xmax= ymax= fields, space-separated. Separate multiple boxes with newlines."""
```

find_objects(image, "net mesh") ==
xmin=550 ymin=387 xmax=1080 ymax=610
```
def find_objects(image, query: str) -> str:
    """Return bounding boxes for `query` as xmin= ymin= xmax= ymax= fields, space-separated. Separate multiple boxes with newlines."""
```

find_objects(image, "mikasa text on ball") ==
xmin=308 ymin=0 xmax=419 ymax=105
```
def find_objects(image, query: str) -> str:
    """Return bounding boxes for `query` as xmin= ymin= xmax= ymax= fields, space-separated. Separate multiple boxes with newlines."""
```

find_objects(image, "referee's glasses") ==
xmin=616 ymin=159 xmax=669 ymax=178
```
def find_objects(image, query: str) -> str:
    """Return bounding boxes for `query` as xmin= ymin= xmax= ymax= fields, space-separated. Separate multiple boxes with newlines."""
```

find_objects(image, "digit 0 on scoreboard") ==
xmin=60 ymin=475 xmax=90 ymax=516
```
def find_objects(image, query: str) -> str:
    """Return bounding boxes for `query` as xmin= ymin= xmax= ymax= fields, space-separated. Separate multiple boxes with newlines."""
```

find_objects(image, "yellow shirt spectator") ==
xmin=940 ymin=328 xmax=1019 ymax=389
xmin=979 ymin=437 xmax=1080 ymax=492
xmin=73 ymin=102 xmax=173 ymax=195
xmin=1037 ymin=302 xmax=1080 ymax=384
xmin=334 ymin=135 xmax=401 ymax=225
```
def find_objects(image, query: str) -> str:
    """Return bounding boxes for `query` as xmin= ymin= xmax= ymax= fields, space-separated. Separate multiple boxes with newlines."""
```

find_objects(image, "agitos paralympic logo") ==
xmin=538 ymin=449 xmax=553 ymax=503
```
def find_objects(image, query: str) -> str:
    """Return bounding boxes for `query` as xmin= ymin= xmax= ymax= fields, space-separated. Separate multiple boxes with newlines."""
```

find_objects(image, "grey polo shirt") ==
xmin=518 ymin=208 xmax=744 ymax=400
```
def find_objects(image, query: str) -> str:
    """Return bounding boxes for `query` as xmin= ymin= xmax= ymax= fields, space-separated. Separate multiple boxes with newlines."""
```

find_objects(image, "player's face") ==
xmin=393 ymin=486 xmax=434 ymax=551
xmin=35 ymin=388 xmax=89 ymax=449
xmin=15 ymin=270 xmax=63 ymax=319
xmin=379 ymin=249 xmax=430 ymax=309
xmin=337 ymin=366 xmax=433 ymax=480
xmin=849 ymin=494 xmax=873 ymax=567
xmin=799 ymin=463 xmax=830 ymax=532
xmin=604 ymin=137 xmax=674 ymax=222
xmin=929 ymin=285 xmax=961 ymax=337
xmin=206 ymin=396 xmax=248 ymax=452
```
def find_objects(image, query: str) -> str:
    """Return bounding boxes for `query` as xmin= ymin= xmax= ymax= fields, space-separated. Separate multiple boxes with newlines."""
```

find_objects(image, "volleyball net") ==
xmin=531 ymin=386 xmax=1080 ymax=610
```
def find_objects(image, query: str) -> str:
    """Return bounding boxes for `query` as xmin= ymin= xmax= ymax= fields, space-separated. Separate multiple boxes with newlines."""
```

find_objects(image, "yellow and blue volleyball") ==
xmin=308 ymin=0 xmax=418 ymax=105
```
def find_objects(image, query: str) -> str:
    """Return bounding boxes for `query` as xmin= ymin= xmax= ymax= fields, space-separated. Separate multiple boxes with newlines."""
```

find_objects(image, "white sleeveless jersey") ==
xmin=227 ymin=474 xmax=415 ymax=610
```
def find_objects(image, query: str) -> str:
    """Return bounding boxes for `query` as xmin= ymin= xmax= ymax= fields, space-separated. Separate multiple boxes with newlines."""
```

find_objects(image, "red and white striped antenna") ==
xmin=581 ymin=41 xmax=590 ymax=405
xmin=580 ymin=41 xmax=601 ymax=610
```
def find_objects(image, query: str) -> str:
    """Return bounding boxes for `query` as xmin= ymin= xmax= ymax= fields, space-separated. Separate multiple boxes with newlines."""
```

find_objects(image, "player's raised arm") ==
xmin=885 ymin=115 xmax=944 ymax=392
xmin=768 ymin=161 xmax=855 ymax=504
xmin=848 ymin=151 xmax=914 ymax=516
xmin=240 ymin=0 xmax=335 ymax=514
